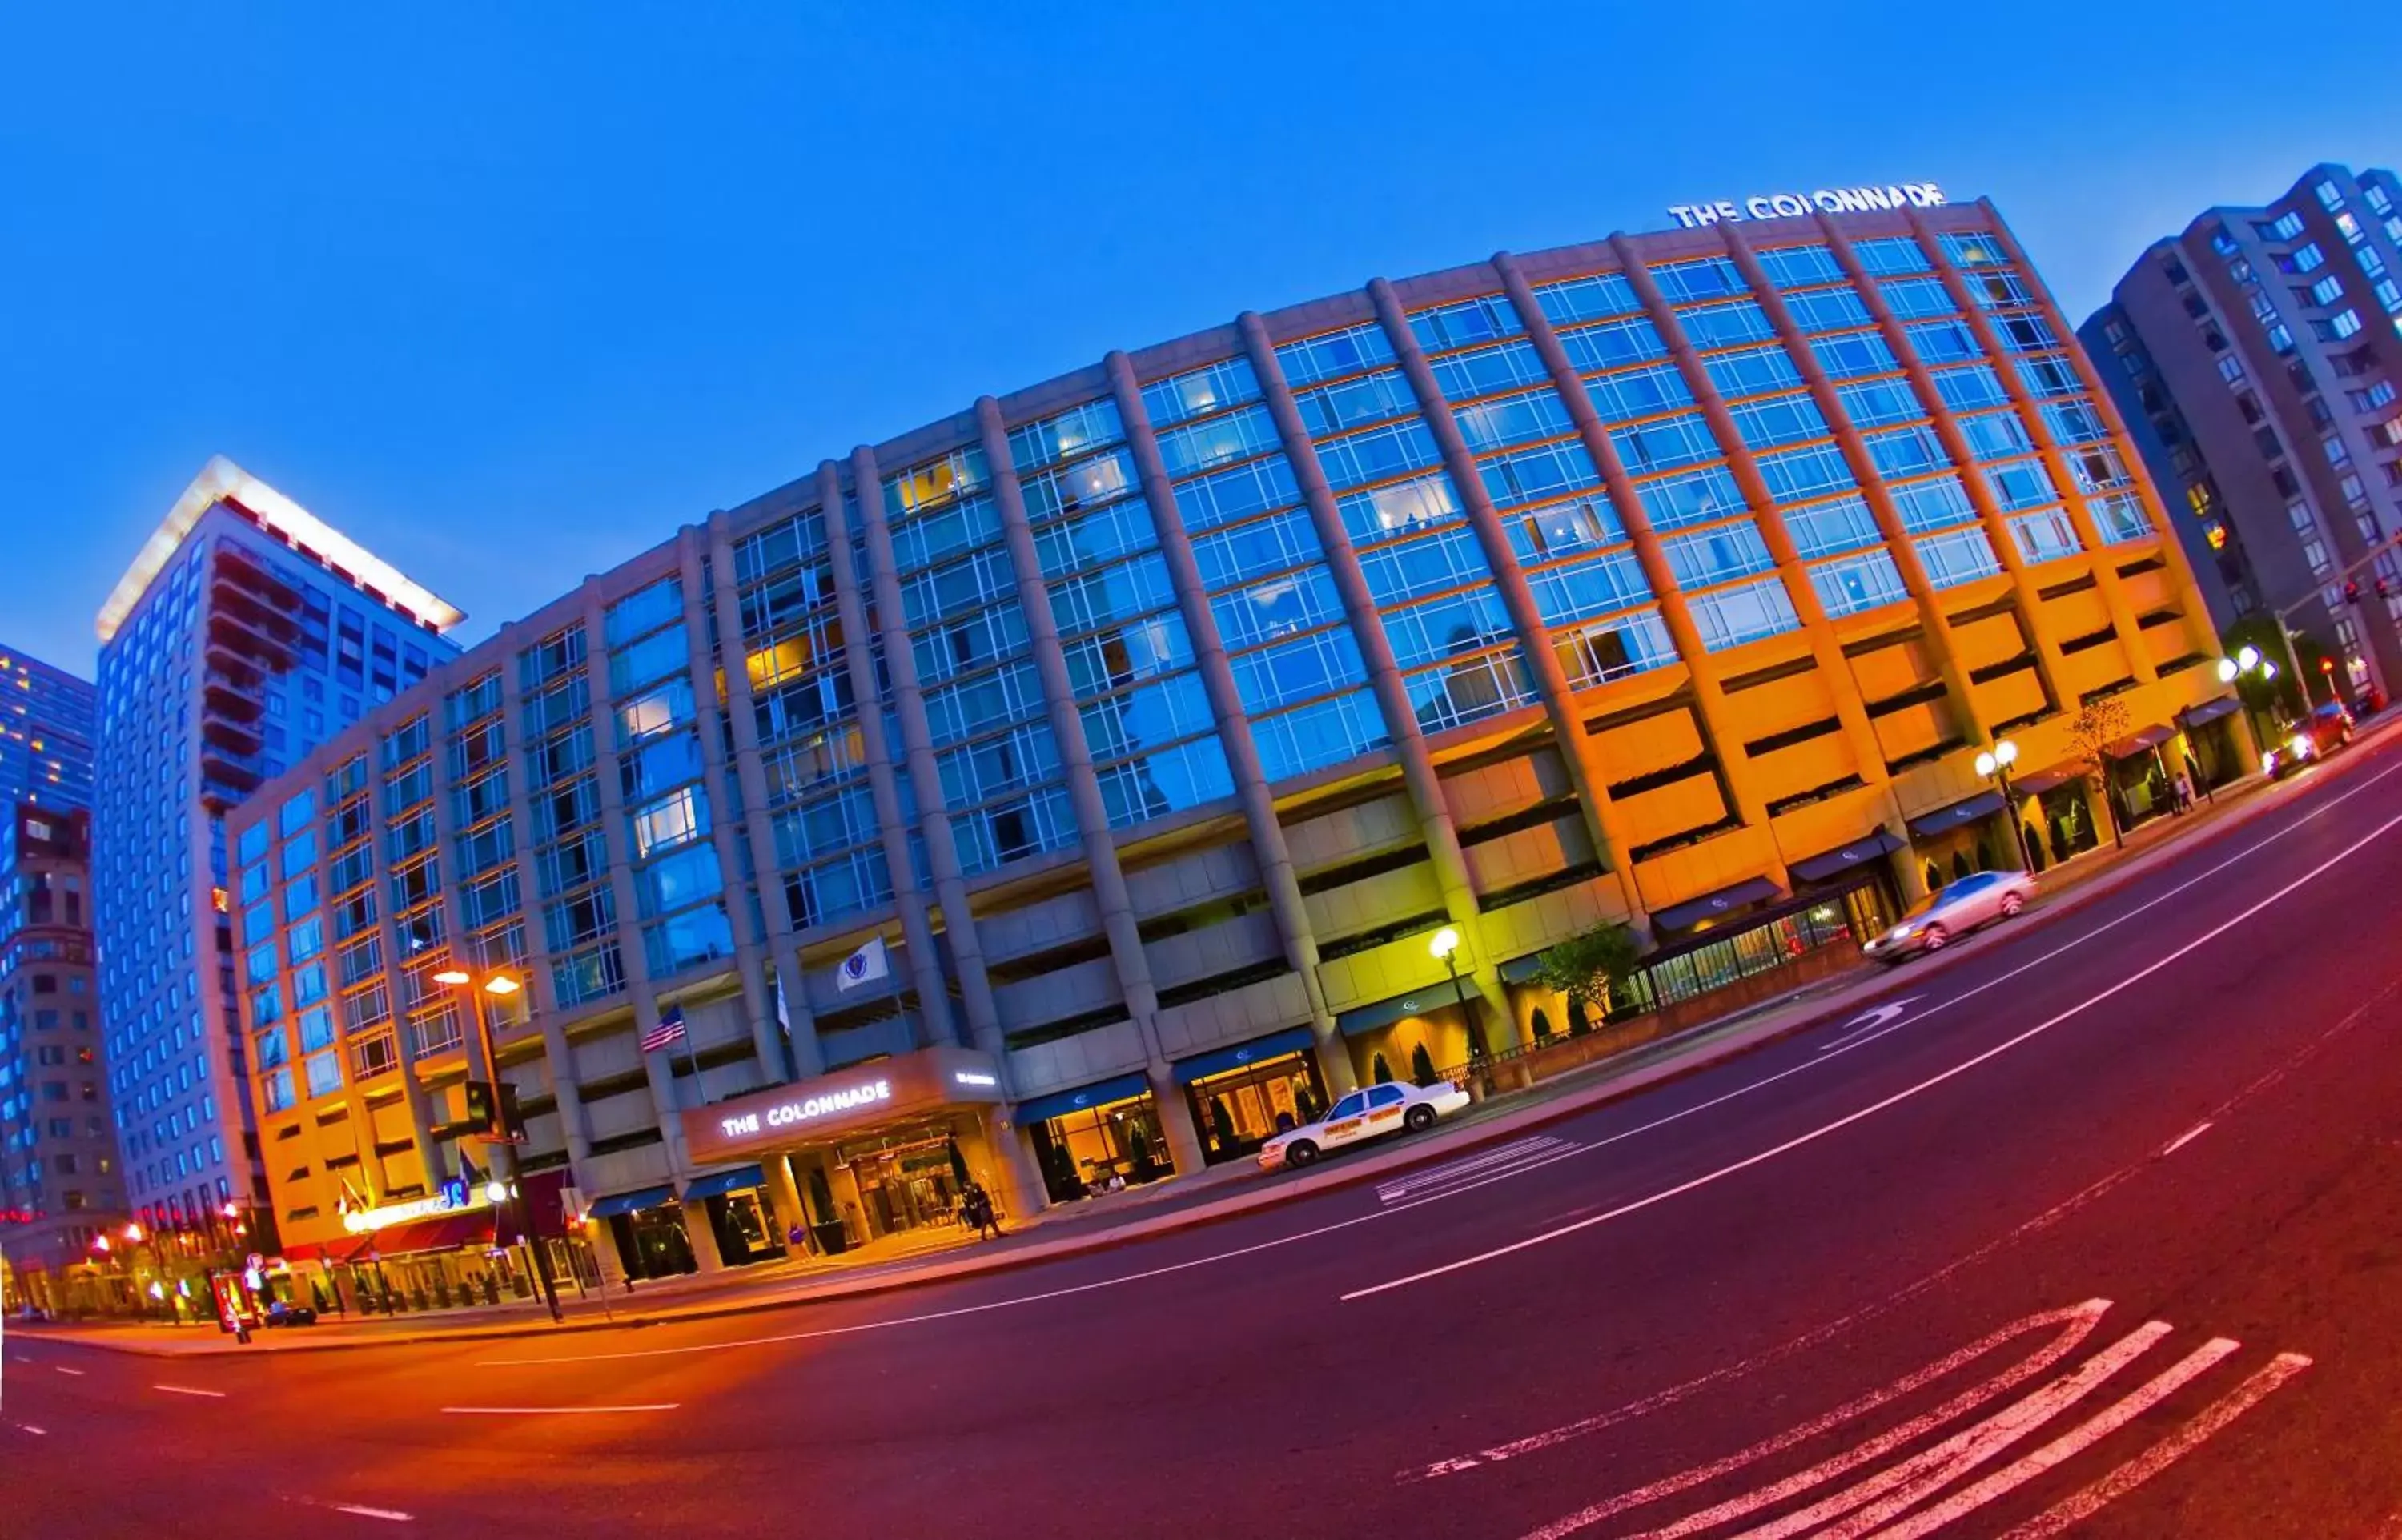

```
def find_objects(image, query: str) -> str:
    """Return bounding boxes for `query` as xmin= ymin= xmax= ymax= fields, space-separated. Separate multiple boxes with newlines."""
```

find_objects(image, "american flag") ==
xmin=639 ymin=1004 xmax=687 ymax=1054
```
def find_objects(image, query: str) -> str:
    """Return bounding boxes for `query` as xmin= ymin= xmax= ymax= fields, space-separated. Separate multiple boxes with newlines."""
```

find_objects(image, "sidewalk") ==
xmin=30 ymin=725 xmax=2394 ymax=1359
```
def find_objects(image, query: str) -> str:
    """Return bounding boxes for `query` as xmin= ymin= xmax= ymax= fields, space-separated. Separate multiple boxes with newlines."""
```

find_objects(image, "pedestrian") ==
xmin=2172 ymin=770 xmax=2193 ymax=813
xmin=965 ymin=1183 xmax=1003 ymax=1241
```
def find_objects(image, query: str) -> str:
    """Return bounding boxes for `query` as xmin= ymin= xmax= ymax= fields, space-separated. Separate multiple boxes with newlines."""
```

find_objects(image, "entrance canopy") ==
xmin=1789 ymin=828 xmax=1906 ymax=884
xmin=681 ymin=1043 xmax=1006 ymax=1166
xmin=1652 ymin=875 xmax=1785 ymax=934
xmin=1906 ymin=789 xmax=2006 ymax=839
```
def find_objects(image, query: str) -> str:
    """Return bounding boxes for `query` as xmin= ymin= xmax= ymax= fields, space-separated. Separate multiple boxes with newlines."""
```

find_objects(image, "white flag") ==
xmin=837 ymin=936 xmax=890 ymax=992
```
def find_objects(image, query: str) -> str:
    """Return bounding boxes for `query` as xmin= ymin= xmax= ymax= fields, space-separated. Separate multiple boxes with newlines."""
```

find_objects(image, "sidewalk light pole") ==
xmin=1428 ymin=927 xmax=1490 ymax=1090
xmin=432 ymin=967 xmax=564 ymax=1324
xmin=1974 ymin=739 xmax=2035 ymax=872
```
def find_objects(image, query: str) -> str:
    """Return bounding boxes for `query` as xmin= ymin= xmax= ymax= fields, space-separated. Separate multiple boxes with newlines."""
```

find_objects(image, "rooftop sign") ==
xmin=1667 ymin=182 xmax=1948 ymax=230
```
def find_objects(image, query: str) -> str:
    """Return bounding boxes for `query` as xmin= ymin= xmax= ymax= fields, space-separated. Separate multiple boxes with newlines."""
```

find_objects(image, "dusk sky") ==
xmin=3 ymin=4 xmax=2394 ymax=677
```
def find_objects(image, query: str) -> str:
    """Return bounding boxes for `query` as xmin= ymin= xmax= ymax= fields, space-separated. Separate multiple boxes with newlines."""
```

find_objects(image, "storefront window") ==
xmin=611 ymin=1205 xmax=697 ymax=1280
xmin=1030 ymin=1094 xmax=1168 ymax=1201
xmin=1611 ymin=879 xmax=1891 ymax=1018
xmin=1184 ymin=1052 xmax=1327 ymax=1165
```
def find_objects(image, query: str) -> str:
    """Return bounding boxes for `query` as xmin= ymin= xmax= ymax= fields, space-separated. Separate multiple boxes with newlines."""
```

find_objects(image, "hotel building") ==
xmin=231 ymin=198 xmax=2239 ymax=1294
xmin=0 ymin=644 xmax=96 ymax=813
xmin=94 ymin=458 xmax=463 ymax=1240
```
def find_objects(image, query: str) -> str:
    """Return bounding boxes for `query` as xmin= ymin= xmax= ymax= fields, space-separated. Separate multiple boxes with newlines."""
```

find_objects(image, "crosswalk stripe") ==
xmin=1376 ymin=1137 xmax=1578 ymax=1202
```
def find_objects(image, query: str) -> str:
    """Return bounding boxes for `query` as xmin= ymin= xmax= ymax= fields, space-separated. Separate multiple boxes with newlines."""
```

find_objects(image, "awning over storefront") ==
xmin=1337 ymin=983 xmax=1473 ymax=1038
xmin=586 ymin=1184 xmax=677 ymax=1220
xmin=1789 ymin=828 xmax=1906 ymax=884
xmin=279 ymin=1235 xmax=380 ymax=1265
xmin=2107 ymin=724 xmax=2176 ymax=759
xmin=2178 ymin=696 xmax=2243 ymax=728
xmin=1906 ymin=789 xmax=2006 ymax=839
xmin=1173 ymin=1025 xmax=1318 ymax=1084
xmin=1496 ymin=952 xmax=1550 ymax=986
xmin=1013 ymin=1072 xmax=1154 ymax=1125
xmin=2010 ymin=765 xmax=2083 ymax=796
xmin=1651 ymin=875 xmax=1785 ymax=934
xmin=681 ymin=1165 xmax=766 ymax=1203
xmin=355 ymin=1209 xmax=496 ymax=1259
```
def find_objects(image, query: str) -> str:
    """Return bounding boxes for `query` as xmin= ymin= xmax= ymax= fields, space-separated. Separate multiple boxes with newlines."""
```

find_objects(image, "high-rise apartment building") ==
xmin=94 ymin=457 xmax=463 ymax=1234
xmin=2080 ymin=163 xmax=2402 ymax=698
xmin=229 ymin=196 xmax=2242 ymax=1301
xmin=0 ymin=805 xmax=124 ymax=1313
xmin=0 ymin=644 xmax=96 ymax=812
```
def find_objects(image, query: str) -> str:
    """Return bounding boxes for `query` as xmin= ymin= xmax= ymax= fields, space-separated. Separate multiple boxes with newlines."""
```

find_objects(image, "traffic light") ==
xmin=2344 ymin=579 xmax=2362 ymax=604
xmin=2378 ymin=577 xmax=2392 ymax=600
xmin=2320 ymin=656 xmax=2336 ymax=675
xmin=432 ymin=1080 xmax=498 ymax=1139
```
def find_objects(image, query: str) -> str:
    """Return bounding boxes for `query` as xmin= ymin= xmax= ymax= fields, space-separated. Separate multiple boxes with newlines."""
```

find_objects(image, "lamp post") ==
xmin=430 ymin=968 xmax=563 ymax=1323
xmin=1428 ymin=926 xmax=1490 ymax=1092
xmin=2218 ymin=647 xmax=2284 ymax=784
xmin=1974 ymin=739 xmax=2035 ymax=872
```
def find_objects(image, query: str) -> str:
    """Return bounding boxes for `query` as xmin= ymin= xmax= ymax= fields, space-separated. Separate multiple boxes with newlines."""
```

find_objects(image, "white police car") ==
xmin=1258 ymin=1080 xmax=1472 ymax=1170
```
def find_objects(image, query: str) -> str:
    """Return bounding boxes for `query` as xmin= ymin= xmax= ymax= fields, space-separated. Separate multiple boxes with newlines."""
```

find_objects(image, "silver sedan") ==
xmin=1862 ymin=869 xmax=2035 ymax=964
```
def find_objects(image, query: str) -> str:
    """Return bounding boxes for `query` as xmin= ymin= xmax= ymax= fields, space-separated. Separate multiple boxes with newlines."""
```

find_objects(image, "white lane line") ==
xmin=53 ymin=1365 xmax=84 ymax=1377
xmin=13 ymin=1423 xmax=47 ymax=1436
xmin=1508 ymin=1301 xmax=2109 ymax=1532
xmin=1376 ymin=1137 xmax=1573 ymax=1199
xmin=1818 ymin=998 xmax=1923 ymax=1054
xmin=331 ymin=1504 xmax=416 ymax=1522
xmin=440 ymin=1403 xmax=678 ymax=1415
xmin=1623 ymin=1322 xmax=2174 ymax=1540
xmin=154 ymin=1383 xmax=226 ymax=1398
xmin=1342 ymin=805 xmax=2402 ymax=1301
xmin=1999 ymin=1352 xmax=2313 ymax=1538
xmin=488 ymin=760 xmax=2402 ymax=1372
xmin=1866 ymin=1337 xmax=2245 ymax=1539
xmin=2163 ymin=1120 xmax=2215 ymax=1156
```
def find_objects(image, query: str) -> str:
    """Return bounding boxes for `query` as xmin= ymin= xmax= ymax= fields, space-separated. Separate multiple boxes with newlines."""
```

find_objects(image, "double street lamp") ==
xmin=1974 ymin=738 xmax=2037 ymax=872
xmin=1428 ymin=926 xmax=1491 ymax=1085
xmin=429 ymin=967 xmax=562 ymax=1323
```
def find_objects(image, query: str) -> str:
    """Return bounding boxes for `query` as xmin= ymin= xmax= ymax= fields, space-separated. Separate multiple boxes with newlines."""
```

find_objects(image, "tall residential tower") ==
xmin=94 ymin=458 xmax=463 ymax=1233
xmin=0 ymin=644 xmax=96 ymax=812
xmin=2080 ymin=163 xmax=2402 ymax=698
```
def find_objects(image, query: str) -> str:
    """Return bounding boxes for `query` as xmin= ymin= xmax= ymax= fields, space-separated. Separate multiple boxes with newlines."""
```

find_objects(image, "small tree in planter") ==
xmin=1372 ymin=1051 xmax=1393 ymax=1084
xmin=2067 ymin=693 xmax=2133 ymax=848
xmin=1532 ymin=920 xmax=1641 ymax=1030
xmin=1408 ymin=1042 xmax=1437 ymax=1086
xmin=1950 ymin=848 xmax=1973 ymax=883
xmin=1923 ymin=860 xmax=1942 ymax=892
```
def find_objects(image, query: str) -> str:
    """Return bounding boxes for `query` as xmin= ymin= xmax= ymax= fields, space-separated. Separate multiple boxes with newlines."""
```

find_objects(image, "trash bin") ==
xmin=812 ymin=1221 xmax=849 ymax=1257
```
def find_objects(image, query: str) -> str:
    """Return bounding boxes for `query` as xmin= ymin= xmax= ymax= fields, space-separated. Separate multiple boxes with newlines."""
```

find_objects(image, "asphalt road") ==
xmin=12 ymin=745 xmax=2402 ymax=1539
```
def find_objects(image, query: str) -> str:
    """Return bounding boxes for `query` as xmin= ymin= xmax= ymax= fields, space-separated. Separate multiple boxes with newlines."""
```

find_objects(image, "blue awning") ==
xmin=1789 ymin=828 xmax=1906 ymax=884
xmin=1013 ymin=1072 xmax=1154 ymax=1126
xmin=681 ymin=1165 xmax=765 ymax=1202
xmin=2179 ymin=694 xmax=2243 ymax=728
xmin=585 ymin=1184 xmax=677 ymax=1219
xmin=1337 ymin=984 xmax=1470 ymax=1039
xmin=1906 ymin=789 xmax=2006 ymax=839
xmin=1652 ymin=875 xmax=1785 ymax=934
xmin=1174 ymin=1025 xmax=1319 ymax=1085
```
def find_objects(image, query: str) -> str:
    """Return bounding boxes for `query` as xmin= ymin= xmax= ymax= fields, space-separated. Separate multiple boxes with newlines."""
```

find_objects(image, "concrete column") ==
xmin=1614 ymin=235 xmax=1887 ymax=842
xmin=1816 ymin=215 xmax=2075 ymax=716
xmin=974 ymin=396 xmax=1213 ymax=1173
xmin=705 ymin=508 xmax=822 ymax=1079
xmin=1102 ymin=351 xmax=1356 ymax=1097
xmin=1986 ymin=214 xmax=2228 ymax=672
xmin=491 ymin=620 xmax=594 ymax=1173
xmin=1237 ymin=311 xmax=1512 ymax=1048
xmin=675 ymin=524 xmax=788 ymax=1084
xmin=816 ymin=463 xmax=954 ymax=1057
xmin=841 ymin=447 xmax=1045 ymax=1208
xmin=975 ymin=1109 xmax=1035 ymax=1223
xmin=763 ymin=1153 xmax=806 ymax=1244
xmin=1491 ymin=249 xmax=1765 ymax=892
xmin=1907 ymin=207 xmax=2155 ymax=686
xmin=1716 ymin=220 xmax=1989 ymax=749
xmin=577 ymin=582 xmax=691 ymax=1181
xmin=678 ymin=1197 xmax=724 ymax=1273
xmin=1365 ymin=276 xmax=1645 ymax=918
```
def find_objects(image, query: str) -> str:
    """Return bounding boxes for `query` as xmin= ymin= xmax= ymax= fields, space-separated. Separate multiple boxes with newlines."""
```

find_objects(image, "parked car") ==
xmin=263 ymin=1299 xmax=318 ymax=1327
xmin=1258 ymin=1080 xmax=1472 ymax=1170
xmin=2266 ymin=701 xmax=2354 ymax=779
xmin=1862 ymin=869 xmax=2035 ymax=965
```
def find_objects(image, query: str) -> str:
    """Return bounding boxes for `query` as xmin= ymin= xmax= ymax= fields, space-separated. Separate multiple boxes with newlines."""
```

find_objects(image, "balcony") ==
xmin=202 ymin=669 xmax=264 ymax=723
xmin=205 ymin=604 xmax=296 ymax=668
xmin=214 ymin=545 xmax=301 ymax=611
xmin=199 ymin=744 xmax=263 ymax=811
xmin=200 ymin=712 xmax=262 ymax=756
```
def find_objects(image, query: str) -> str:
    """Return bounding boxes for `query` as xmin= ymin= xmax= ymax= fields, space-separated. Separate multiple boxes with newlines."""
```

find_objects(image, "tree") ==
xmin=1408 ymin=1042 xmax=1437 ymax=1086
xmin=1923 ymin=860 xmax=1942 ymax=893
xmin=1950 ymin=848 xmax=1973 ymax=882
xmin=1532 ymin=920 xmax=1641 ymax=1021
xmin=1371 ymin=1051 xmax=1393 ymax=1084
xmin=2024 ymin=824 xmax=2047 ymax=872
xmin=2067 ymin=693 xmax=2132 ymax=848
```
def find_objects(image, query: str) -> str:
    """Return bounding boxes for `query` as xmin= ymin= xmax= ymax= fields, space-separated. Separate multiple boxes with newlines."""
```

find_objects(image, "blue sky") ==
xmin=2 ymin=3 xmax=2394 ymax=676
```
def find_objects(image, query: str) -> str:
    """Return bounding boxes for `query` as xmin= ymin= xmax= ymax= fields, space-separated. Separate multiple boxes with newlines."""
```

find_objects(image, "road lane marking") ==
xmin=1818 ymin=997 xmax=1923 ymax=1053
xmin=331 ymin=1505 xmax=416 ymax=1522
xmin=12 ymin=1423 xmax=46 ymax=1435
xmin=2000 ymin=1352 xmax=2312 ymax=1538
xmin=1342 ymin=805 xmax=2402 ymax=1301
xmin=490 ymin=761 xmax=2402 ymax=1371
xmin=52 ymin=1365 xmax=84 ymax=1377
xmin=2163 ymin=1120 xmax=2215 ymax=1155
xmin=154 ymin=1383 xmax=226 ymax=1398
xmin=1376 ymin=1137 xmax=1581 ymax=1203
xmin=440 ymin=1403 xmax=678 ymax=1414
xmin=1868 ymin=1337 xmax=2247 ymax=1539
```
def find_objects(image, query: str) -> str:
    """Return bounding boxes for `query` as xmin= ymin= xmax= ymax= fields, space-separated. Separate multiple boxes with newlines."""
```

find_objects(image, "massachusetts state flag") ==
xmin=837 ymin=936 xmax=890 ymax=992
xmin=640 ymin=1003 xmax=687 ymax=1053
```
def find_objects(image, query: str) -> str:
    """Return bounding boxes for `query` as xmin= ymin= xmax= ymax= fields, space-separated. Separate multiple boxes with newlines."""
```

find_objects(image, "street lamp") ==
xmin=1974 ymin=739 xmax=2036 ymax=872
xmin=1428 ymin=926 xmax=1490 ymax=1077
xmin=431 ymin=967 xmax=562 ymax=1323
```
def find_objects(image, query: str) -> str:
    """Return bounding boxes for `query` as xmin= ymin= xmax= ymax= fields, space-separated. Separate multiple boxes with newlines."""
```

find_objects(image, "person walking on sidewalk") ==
xmin=962 ymin=1183 xmax=1003 ymax=1241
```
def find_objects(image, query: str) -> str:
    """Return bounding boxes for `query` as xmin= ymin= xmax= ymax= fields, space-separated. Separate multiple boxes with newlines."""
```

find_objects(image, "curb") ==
xmin=36 ymin=735 xmax=2393 ymax=1361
